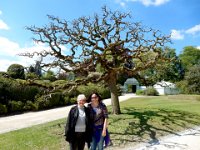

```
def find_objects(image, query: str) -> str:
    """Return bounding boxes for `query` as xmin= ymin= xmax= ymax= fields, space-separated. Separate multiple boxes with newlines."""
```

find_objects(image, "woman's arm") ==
xmin=102 ymin=118 xmax=108 ymax=137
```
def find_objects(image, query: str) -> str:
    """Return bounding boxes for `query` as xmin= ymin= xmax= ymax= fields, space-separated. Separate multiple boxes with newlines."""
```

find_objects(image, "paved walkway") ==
xmin=0 ymin=93 xmax=137 ymax=134
xmin=118 ymin=126 xmax=200 ymax=150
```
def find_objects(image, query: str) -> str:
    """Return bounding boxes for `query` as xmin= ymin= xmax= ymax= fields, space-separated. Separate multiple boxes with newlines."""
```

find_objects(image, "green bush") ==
xmin=185 ymin=65 xmax=200 ymax=94
xmin=176 ymin=80 xmax=189 ymax=94
xmin=0 ymin=104 xmax=7 ymax=115
xmin=23 ymin=101 xmax=37 ymax=111
xmin=77 ymin=82 xmax=110 ymax=99
xmin=9 ymin=101 xmax=24 ymax=112
xmin=136 ymin=89 xmax=144 ymax=95
xmin=35 ymin=92 xmax=63 ymax=110
xmin=0 ymin=76 xmax=42 ymax=106
xmin=0 ymin=71 xmax=8 ymax=77
xmin=25 ymin=72 xmax=39 ymax=80
xmin=63 ymin=96 xmax=71 ymax=105
xmin=49 ymin=92 xmax=62 ymax=106
xmin=0 ymin=76 xmax=13 ymax=105
xmin=35 ymin=96 xmax=50 ymax=110
xmin=67 ymin=88 xmax=80 ymax=98
xmin=69 ymin=97 xmax=77 ymax=104
xmin=42 ymin=70 xmax=57 ymax=81
xmin=7 ymin=64 xmax=25 ymax=79
xmin=51 ymin=80 xmax=67 ymax=87
xmin=8 ymin=83 xmax=41 ymax=102
xmin=143 ymin=87 xmax=159 ymax=96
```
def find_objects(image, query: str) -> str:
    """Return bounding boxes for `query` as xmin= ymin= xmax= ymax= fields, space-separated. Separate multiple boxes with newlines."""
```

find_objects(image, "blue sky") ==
xmin=0 ymin=0 xmax=200 ymax=71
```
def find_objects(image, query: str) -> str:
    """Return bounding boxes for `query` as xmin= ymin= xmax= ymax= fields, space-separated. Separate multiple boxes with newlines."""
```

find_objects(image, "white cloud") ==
xmin=120 ymin=2 xmax=126 ymax=7
xmin=117 ymin=0 xmax=170 ymax=7
xmin=197 ymin=46 xmax=200 ymax=50
xmin=170 ymin=24 xmax=200 ymax=41
xmin=0 ymin=37 xmax=20 ymax=56
xmin=185 ymin=24 xmax=200 ymax=35
xmin=139 ymin=0 xmax=170 ymax=6
xmin=0 ymin=37 xmax=69 ymax=71
xmin=115 ymin=0 xmax=127 ymax=7
xmin=0 ymin=10 xmax=9 ymax=30
xmin=0 ymin=19 xmax=9 ymax=30
xmin=0 ymin=37 xmax=44 ymax=71
xmin=170 ymin=29 xmax=184 ymax=40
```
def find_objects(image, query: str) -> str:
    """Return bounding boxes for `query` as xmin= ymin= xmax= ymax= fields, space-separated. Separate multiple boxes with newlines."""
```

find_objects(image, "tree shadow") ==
xmin=109 ymin=107 xmax=200 ymax=146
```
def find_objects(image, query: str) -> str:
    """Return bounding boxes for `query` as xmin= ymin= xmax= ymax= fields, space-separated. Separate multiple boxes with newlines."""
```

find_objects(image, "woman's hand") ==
xmin=102 ymin=129 xmax=106 ymax=137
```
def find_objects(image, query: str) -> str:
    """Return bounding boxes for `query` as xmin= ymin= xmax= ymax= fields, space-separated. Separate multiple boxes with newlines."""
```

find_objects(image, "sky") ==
xmin=0 ymin=0 xmax=200 ymax=72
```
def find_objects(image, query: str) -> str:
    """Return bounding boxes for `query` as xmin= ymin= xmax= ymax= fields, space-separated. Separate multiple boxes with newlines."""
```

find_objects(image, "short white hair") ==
xmin=77 ymin=94 xmax=86 ymax=101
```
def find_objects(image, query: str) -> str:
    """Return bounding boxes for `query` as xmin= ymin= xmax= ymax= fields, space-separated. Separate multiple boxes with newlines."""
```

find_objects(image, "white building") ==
xmin=122 ymin=78 xmax=179 ymax=95
xmin=153 ymin=81 xmax=179 ymax=95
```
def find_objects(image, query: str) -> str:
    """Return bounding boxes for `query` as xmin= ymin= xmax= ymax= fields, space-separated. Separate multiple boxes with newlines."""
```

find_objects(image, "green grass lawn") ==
xmin=1 ymin=95 xmax=200 ymax=150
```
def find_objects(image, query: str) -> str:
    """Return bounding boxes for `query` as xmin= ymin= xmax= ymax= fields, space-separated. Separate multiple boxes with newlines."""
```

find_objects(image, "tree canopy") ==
xmin=179 ymin=46 xmax=200 ymax=71
xmin=134 ymin=47 xmax=184 ymax=86
xmin=21 ymin=6 xmax=172 ymax=114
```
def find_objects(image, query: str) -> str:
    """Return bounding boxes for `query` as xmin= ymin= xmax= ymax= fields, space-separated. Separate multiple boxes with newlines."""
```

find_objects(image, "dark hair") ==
xmin=87 ymin=92 xmax=102 ymax=103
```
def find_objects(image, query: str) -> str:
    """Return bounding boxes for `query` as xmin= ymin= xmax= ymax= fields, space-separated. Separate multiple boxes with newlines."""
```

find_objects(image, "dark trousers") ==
xmin=69 ymin=132 xmax=86 ymax=150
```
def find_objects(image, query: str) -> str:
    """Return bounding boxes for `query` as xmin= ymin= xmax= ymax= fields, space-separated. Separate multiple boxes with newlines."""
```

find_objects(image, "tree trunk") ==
xmin=107 ymin=72 xmax=121 ymax=114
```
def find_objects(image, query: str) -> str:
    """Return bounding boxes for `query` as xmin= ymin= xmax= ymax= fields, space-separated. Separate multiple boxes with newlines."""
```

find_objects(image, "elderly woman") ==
xmin=65 ymin=94 xmax=92 ymax=150
xmin=87 ymin=92 xmax=110 ymax=150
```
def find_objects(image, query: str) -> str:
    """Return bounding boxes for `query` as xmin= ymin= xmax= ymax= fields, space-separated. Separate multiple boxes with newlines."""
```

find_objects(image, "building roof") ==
xmin=154 ymin=81 xmax=175 ymax=88
xmin=124 ymin=78 xmax=139 ymax=85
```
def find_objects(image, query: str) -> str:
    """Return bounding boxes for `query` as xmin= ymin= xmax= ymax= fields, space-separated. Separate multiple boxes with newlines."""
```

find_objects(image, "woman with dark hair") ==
xmin=87 ymin=92 xmax=110 ymax=150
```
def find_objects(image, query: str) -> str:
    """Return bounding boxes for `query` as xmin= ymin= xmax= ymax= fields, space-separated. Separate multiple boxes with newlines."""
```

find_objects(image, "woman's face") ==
xmin=91 ymin=94 xmax=99 ymax=104
xmin=77 ymin=99 xmax=86 ymax=107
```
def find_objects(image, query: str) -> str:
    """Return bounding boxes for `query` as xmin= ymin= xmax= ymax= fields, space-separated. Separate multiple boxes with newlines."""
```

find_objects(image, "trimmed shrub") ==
xmin=0 ymin=76 xmax=42 ymax=107
xmin=136 ymin=89 xmax=144 ymax=95
xmin=69 ymin=97 xmax=77 ymax=104
xmin=23 ymin=101 xmax=37 ymax=111
xmin=7 ymin=64 xmax=25 ymax=79
xmin=143 ymin=87 xmax=159 ymax=96
xmin=9 ymin=101 xmax=24 ymax=112
xmin=42 ymin=70 xmax=57 ymax=81
xmin=8 ymin=83 xmax=41 ymax=102
xmin=63 ymin=96 xmax=71 ymax=105
xmin=35 ymin=92 xmax=63 ymax=110
xmin=25 ymin=72 xmax=39 ymax=80
xmin=49 ymin=92 xmax=62 ymax=107
xmin=176 ymin=80 xmax=189 ymax=94
xmin=35 ymin=96 xmax=50 ymax=110
xmin=77 ymin=83 xmax=110 ymax=99
xmin=0 ymin=76 xmax=13 ymax=105
xmin=0 ymin=104 xmax=7 ymax=115
xmin=51 ymin=80 xmax=67 ymax=87
xmin=67 ymin=88 xmax=80 ymax=98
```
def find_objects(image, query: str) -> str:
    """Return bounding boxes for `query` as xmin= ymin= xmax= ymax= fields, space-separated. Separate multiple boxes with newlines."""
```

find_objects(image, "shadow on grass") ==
xmin=108 ymin=107 xmax=200 ymax=146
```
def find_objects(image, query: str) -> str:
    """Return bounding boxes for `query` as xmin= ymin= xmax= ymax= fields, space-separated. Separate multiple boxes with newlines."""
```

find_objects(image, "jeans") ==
xmin=90 ymin=135 xmax=104 ymax=150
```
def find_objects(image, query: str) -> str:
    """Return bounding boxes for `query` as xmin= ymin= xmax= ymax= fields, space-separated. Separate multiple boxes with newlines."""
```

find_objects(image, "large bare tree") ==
xmin=22 ymin=6 xmax=171 ymax=114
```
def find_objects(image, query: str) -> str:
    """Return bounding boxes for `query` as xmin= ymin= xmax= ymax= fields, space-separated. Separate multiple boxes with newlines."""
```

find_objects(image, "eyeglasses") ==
xmin=91 ymin=96 xmax=98 ymax=99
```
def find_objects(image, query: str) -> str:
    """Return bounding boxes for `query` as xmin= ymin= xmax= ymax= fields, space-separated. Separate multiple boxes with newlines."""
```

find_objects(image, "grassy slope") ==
xmin=0 ymin=95 xmax=200 ymax=150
